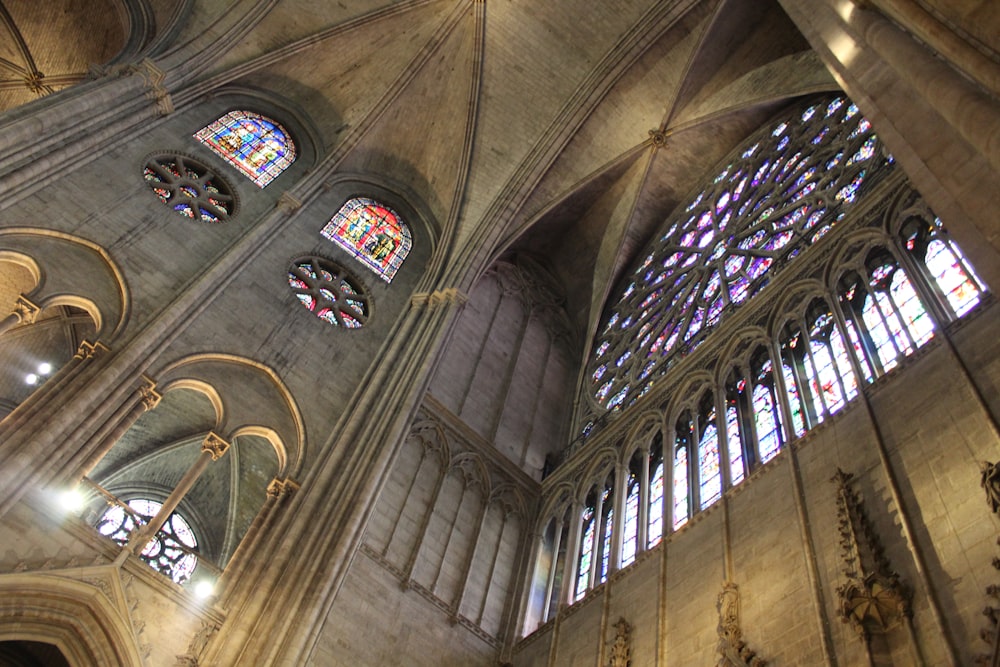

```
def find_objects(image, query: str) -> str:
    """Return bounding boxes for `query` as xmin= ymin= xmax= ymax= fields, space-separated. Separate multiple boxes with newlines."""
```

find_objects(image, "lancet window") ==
xmin=647 ymin=434 xmax=665 ymax=549
xmin=901 ymin=217 xmax=983 ymax=318
xmin=194 ymin=110 xmax=296 ymax=187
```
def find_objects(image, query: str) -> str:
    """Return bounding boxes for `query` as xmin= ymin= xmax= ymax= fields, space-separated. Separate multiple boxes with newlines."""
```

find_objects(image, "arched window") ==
xmin=620 ymin=455 xmax=642 ymax=567
xmin=321 ymin=197 xmax=413 ymax=283
xmin=672 ymin=418 xmax=690 ymax=530
xmin=750 ymin=348 xmax=784 ymax=464
xmin=194 ymin=111 xmax=296 ymax=188
xmin=96 ymin=499 xmax=198 ymax=584
xmin=143 ymin=154 xmax=235 ymax=222
xmin=287 ymin=257 xmax=369 ymax=328
xmin=780 ymin=299 xmax=859 ymax=426
xmin=588 ymin=97 xmax=892 ymax=412
xmin=695 ymin=394 xmax=722 ymax=509
xmin=839 ymin=248 xmax=934 ymax=375
xmin=647 ymin=434 xmax=665 ymax=548
xmin=574 ymin=502 xmax=595 ymax=601
xmin=901 ymin=217 xmax=984 ymax=318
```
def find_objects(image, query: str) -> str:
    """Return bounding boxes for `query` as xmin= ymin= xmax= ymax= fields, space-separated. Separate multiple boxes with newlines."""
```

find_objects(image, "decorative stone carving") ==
xmin=138 ymin=376 xmax=162 ymax=412
xmin=75 ymin=340 xmax=110 ymax=360
xmin=648 ymin=128 xmax=667 ymax=147
xmin=608 ymin=616 xmax=631 ymax=667
xmin=175 ymin=620 xmax=219 ymax=666
xmin=832 ymin=469 xmax=910 ymax=639
xmin=201 ymin=432 xmax=231 ymax=460
xmin=716 ymin=582 xmax=766 ymax=667
xmin=980 ymin=461 xmax=1000 ymax=514
xmin=12 ymin=294 xmax=41 ymax=324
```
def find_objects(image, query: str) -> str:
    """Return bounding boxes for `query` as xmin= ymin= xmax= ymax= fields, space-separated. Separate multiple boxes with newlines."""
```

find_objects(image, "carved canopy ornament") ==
xmin=832 ymin=469 xmax=911 ymax=639
xmin=980 ymin=460 xmax=1000 ymax=514
xmin=608 ymin=617 xmax=631 ymax=667
xmin=716 ymin=581 xmax=766 ymax=667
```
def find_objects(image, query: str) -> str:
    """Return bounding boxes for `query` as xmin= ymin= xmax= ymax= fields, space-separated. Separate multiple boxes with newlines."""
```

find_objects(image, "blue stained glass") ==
xmin=777 ymin=136 xmax=790 ymax=152
xmin=730 ymin=275 xmax=751 ymax=304
xmin=742 ymin=143 xmax=760 ymax=159
xmin=836 ymin=171 xmax=866 ymax=203
xmin=716 ymin=191 xmax=731 ymax=214
xmin=753 ymin=383 xmax=782 ymax=463
xmin=320 ymin=197 xmax=412 ymax=283
xmin=608 ymin=386 xmax=628 ymax=410
xmin=924 ymin=237 xmax=982 ymax=316
xmin=648 ymin=462 xmax=664 ymax=547
xmin=616 ymin=350 xmax=632 ymax=367
xmin=194 ymin=111 xmax=296 ymax=188
xmin=622 ymin=479 xmax=640 ymax=567
xmin=849 ymin=118 xmax=872 ymax=139
xmin=826 ymin=152 xmax=844 ymax=170
xmin=826 ymin=98 xmax=844 ymax=117
xmin=593 ymin=365 xmax=607 ymax=382
xmin=753 ymin=161 xmax=771 ymax=186
xmin=726 ymin=404 xmax=744 ymax=485
xmin=596 ymin=341 xmax=610 ymax=357
xmin=673 ymin=446 xmax=689 ymax=529
xmin=848 ymin=136 xmax=877 ymax=165
xmin=845 ymin=103 xmax=859 ymax=119
xmin=576 ymin=508 xmax=595 ymax=600
xmin=801 ymin=105 xmax=817 ymax=122
xmin=772 ymin=122 xmax=788 ymax=137
xmin=812 ymin=126 xmax=829 ymax=145
xmin=596 ymin=380 xmax=613 ymax=400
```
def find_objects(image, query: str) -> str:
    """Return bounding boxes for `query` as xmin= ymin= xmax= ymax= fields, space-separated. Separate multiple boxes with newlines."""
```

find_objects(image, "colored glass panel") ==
xmin=673 ymin=446 xmax=689 ymax=529
xmin=621 ymin=476 xmax=640 ymax=566
xmin=648 ymin=461 xmax=664 ymax=548
xmin=194 ymin=110 xmax=296 ymax=187
xmin=698 ymin=420 xmax=722 ymax=508
xmin=726 ymin=403 xmax=745 ymax=485
xmin=321 ymin=197 xmax=412 ymax=283
xmin=575 ymin=507 xmax=594 ymax=600
xmin=753 ymin=383 xmax=782 ymax=463
xmin=600 ymin=506 xmax=614 ymax=583
xmin=925 ymin=237 xmax=982 ymax=316
xmin=288 ymin=257 xmax=369 ymax=328
xmin=588 ymin=96 xmax=891 ymax=410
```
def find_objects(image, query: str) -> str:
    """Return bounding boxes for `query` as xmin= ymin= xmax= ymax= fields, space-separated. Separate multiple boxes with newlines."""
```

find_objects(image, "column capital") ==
xmin=75 ymin=340 xmax=110 ymax=360
xmin=202 ymin=432 xmax=231 ymax=460
xmin=138 ymin=376 xmax=162 ymax=411
xmin=266 ymin=477 xmax=300 ymax=498
xmin=410 ymin=288 xmax=469 ymax=310
xmin=12 ymin=294 xmax=41 ymax=324
xmin=276 ymin=192 xmax=303 ymax=213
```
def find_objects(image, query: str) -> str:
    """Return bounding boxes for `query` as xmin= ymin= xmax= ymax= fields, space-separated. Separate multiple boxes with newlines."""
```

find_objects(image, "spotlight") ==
xmin=38 ymin=362 xmax=52 ymax=375
xmin=25 ymin=373 xmax=38 ymax=385
xmin=194 ymin=580 xmax=215 ymax=599
xmin=59 ymin=488 xmax=85 ymax=512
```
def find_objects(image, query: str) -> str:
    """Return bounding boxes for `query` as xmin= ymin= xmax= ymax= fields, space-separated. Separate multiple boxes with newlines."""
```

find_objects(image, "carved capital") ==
xmin=12 ymin=295 xmax=41 ymax=324
xmin=201 ymin=432 xmax=231 ymax=460
xmin=130 ymin=59 xmax=173 ymax=115
xmin=266 ymin=477 xmax=300 ymax=499
xmin=75 ymin=340 xmax=110 ymax=360
xmin=410 ymin=288 xmax=469 ymax=310
xmin=138 ymin=376 xmax=161 ymax=411
xmin=276 ymin=192 xmax=303 ymax=213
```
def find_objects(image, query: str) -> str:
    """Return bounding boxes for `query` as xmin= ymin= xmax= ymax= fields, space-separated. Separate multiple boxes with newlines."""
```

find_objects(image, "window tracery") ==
xmin=901 ymin=217 xmax=983 ymax=318
xmin=320 ymin=197 xmax=412 ymax=283
xmin=194 ymin=110 xmax=296 ymax=188
xmin=287 ymin=256 xmax=369 ymax=328
xmin=589 ymin=97 xmax=892 ymax=413
xmin=96 ymin=499 xmax=198 ymax=584
xmin=143 ymin=154 xmax=235 ymax=223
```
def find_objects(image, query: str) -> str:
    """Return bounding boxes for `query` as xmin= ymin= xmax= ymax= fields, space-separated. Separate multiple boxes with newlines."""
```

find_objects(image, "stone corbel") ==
xmin=266 ymin=477 xmax=300 ymax=499
xmin=75 ymin=340 xmax=110 ymax=360
xmin=138 ymin=375 xmax=162 ymax=412
xmin=129 ymin=58 xmax=173 ymax=116
xmin=608 ymin=617 xmax=632 ymax=667
xmin=276 ymin=192 xmax=303 ymax=213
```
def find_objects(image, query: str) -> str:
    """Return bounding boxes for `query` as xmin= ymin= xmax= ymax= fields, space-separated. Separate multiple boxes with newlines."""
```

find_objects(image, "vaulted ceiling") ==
xmin=3 ymin=0 xmax=838 ymax=347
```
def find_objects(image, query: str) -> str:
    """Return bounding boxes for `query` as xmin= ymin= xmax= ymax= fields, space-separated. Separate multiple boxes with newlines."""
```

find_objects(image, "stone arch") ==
xmin=155 ymin=353 xmax=304 ymax=477
xmin=0 ymin=574 xmax=142 ymax=667
xmin=0 ymin=229 xmax=128 ymax=341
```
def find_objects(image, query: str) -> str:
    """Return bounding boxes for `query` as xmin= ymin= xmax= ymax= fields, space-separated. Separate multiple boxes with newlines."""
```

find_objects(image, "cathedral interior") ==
xmin=0 ymin=0 xmax=998 ymax=665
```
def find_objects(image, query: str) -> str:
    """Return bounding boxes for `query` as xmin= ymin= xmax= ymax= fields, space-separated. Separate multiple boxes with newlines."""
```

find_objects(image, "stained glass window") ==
xmin=647 ymin=434 xmax=665 ymax=548
xmin=902 ymin=217 xmax=984 ymax=318
xmin=588 ymin=97 xmax=891 ymax=411
xmin=673 ymin=423 xmax=690 ymax=529
xmin=599 ymin=502 xmax=613 ymax=583
xmin=725 ymin=374 xmax=748 ymax=484
xmin=321 ymin=197 xmax=412 ymax=283
xmin=696 ymin=398 xmax=722 ymax=509
xmin=751 ymin=350 xmax=784 ymax=464
xmin=621 ymin=472 xmax=640 ymax=567
xmin=96 ymin=499 xmax=198 ymax=584
xmin=840 ymin=249 xmax=935 ymax=375
xmin=143 ymin=154 xmax=235 ymax=223
xmin=194 ymin=111 xmax=296 ymax=188
xmin=288 ymin=256 xmax=369 ymax=328
xmin=575 ymin=505 xmax=595 ymax=600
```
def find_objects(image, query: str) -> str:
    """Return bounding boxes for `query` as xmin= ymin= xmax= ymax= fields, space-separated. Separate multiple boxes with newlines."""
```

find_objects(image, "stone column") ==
xmin=0 ymin=295 xmax=41 ymax=336
xmin=218 ymin=477 xmax=299 ymax=604
xmin=778 ymin=0 xmax=1000 ymax=290
xmin=541 ymin=517 xmax=564 ymax=623
xmin=74 ymin=377 xmax=162 ymax=482
xmin=127 ymin=432 xmax=230 ymax=555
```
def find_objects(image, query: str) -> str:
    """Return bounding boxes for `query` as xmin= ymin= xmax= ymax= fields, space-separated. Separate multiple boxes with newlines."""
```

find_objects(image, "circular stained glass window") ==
xmin=96 ymin=498 xmax=199 ymax=584
xmin=588 ymin=96 xmax=893 ymax=412
xmin=143 ymin=154 xmax=235 ymax=223
xmin=288 ymin=256 xmax=370 ymax=328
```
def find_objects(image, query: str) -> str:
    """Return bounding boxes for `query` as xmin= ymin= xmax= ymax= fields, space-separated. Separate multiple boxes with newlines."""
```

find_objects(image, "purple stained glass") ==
xmin=673 ymin=446 xmax=689 ymax=529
